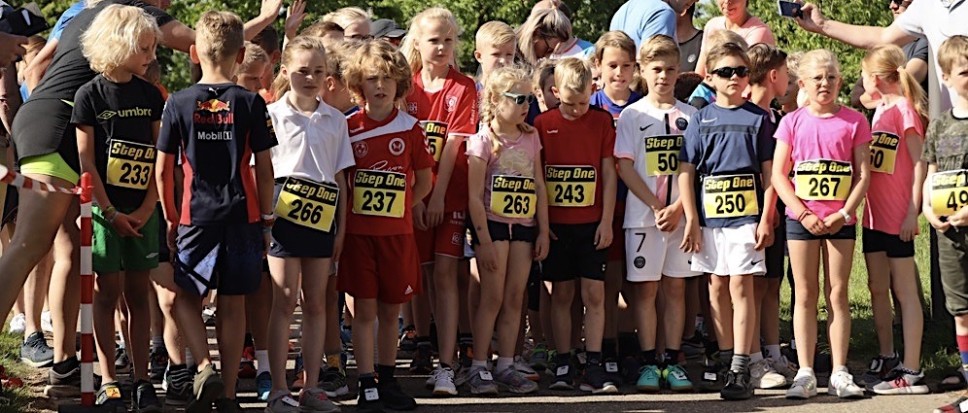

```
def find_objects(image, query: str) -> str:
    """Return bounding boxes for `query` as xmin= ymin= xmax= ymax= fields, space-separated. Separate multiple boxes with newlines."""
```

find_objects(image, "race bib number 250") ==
xmin=702 ymin=174 xmax=759 ymax=219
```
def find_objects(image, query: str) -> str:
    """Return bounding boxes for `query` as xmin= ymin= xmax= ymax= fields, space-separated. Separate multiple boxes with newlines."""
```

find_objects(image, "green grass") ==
xmin=0 ymin=331 xmax=38 ymax=411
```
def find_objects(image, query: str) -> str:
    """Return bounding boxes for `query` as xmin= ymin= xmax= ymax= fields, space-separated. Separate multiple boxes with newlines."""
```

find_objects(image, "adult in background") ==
xmin=609 ymin=0 xmax=697 ymax=48
xmin=677 ymin=3 xmax=702 ymax=72
xmin=0 ymin=32 xmax=27 ymax=67
xmin=694 ymin=0 xmax=775 ymax=76
xmin=518 ymin=7 xmax=588 ymax=65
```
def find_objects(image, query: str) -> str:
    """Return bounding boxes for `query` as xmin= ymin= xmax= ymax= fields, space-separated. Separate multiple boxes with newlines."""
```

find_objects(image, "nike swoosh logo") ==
xmin=639 ymin=125 xmax=652 ymax=131
xmin=701 ymin=118 xmax=717 ymax=124
xmin=751 ymin=259 xmax=763 ymax=266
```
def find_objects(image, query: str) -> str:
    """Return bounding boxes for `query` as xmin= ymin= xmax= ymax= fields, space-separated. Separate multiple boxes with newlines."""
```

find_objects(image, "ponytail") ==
xmin=863 ymin=45 xmax=927 ymax=119
xmin=897 ymin=65 xmax=928 ymax=119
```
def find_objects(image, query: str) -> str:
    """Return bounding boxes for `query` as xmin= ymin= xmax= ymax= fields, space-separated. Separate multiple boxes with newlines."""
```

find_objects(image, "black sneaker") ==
xmin=149 ymin=347 xmax=168 ymax=382
xmin=45 ymin=358 xmax=81 ymax=398
xmin=720 ymin=369 xmax=754 ymax=401
xmin=357 ymin=383 xmax=385 ymax=413
xmin=133 ymin=379 xmax=162 ymax=413
xmin=213 ymin=397 xmax=242 ymax=413
xmin=580 ymin=363 xmax=619 ymax=394
xmin=20 ymin=332 xmax=53 ymax=368
xmin=698 ymin=358 xmax=726 ymax=392
xmin=602 ymin=357 xmax=623 ymax=386
xmin=95 ymin=381 xmax=126 ymax=412
xmin=549 ymin=361 xmax=575 ymax=390
xmin=115 ymin=346 xmax=131 ymax=374
xmin=378 ymin=380 xmax=417 ymax=411
xmin=620 ymin=356 xmax=641 ymax=385
xmin=163 ymin=365 xmax=193 ymax=406
xmin=186 ymin=364 xmax=224 ymax=413
xmin=409 ymin=344 xmax=433 ymax=374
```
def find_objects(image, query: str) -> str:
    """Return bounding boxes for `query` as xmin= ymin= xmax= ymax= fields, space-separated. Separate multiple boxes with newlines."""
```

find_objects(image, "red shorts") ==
xmin=416 ymin=210 xmax=466 ymax=263
xmin=338 ymin=233 xmax=422 ymax=304
xmin=608 ymin=201 xmax=626 ymax=262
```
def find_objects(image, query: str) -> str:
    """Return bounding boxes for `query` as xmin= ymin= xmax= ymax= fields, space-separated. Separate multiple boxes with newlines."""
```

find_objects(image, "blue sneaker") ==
xmin=663 ymin=364 xmax=694 ymax=392
xmin=256 ymin=371 xmax=272 ymax=401
xmin=636 ymin=364 xmax=661 ymax=393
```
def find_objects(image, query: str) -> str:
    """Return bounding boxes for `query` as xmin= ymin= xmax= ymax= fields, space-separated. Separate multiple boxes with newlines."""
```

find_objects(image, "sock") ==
xmin=833 ymin=365 xmax=848 ymax=375
xmin=150 ymin=336 xmax=164 ymax=351
xmin=705 ymin=340 xmax=720 ymax=358
xmin=586 ymin=351 xmax=602 ymax=366
xmin=617 ymin=333 xmax=638 ymax=359
xmin=719 ymin=349 xmax=734 ymax=367
xmin=326 ymin=354 xmax=341 ymax=370
xmin=664 ymin=349 xmax=681 ymax=366
xmin=556 ymin=352 xmax=571 ymax=368
xmin=52 ymin=357 xmax=79 ymax=375
xmin=416 ymin=336 xmax=432 ymax=347
xmin=376 ymin=364 xmax=395 ymax=382
xmin=731 ymin=354 xmax=751 ymax=373
xmin=796 ymin=367 xmax=815 ymax=379
xmin=641 ymin=349 xmax=657 ymax=365
xmin=255 ymin=350 xmax=269 ymax=374
xmin=244 ymin=332 xmax=254 ymax=348
xmin=359 ymin=373 xmax=377 ymax=389
xmin=185 ymin=348 xmax=195 ymax=367
xmin=458 ymin=333 xmax=473 ymax=346
xmin=471 ymin=359 xmax=488 ymax=368
xmin=496 ymin=357 xmax=513 ymax=372
xmin=790 ymin=338 xmax=797 ymax=350
xmin=602 ymin=338 xmax=617 ymax=359
xmin=750 ymin=352 xmax=764 ymax=363
xmin=765 ymin=344 xmax=782 ymax=361
xmin=170 ymin=363 xmax=188 ymax=371
xmin=958 ymin=335 xmax=968 ymax=381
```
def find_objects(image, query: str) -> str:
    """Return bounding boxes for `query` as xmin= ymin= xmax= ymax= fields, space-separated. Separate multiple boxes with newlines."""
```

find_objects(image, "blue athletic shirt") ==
xmin=680 ymin=102 xmax=775 ymax=228
xmin=157 ymin=83 xmax=278 ymax=226
xmin=609 ymin=0 xmax=677 ymax=48
xmin=592 ymin=89 xmax=643 ymax=203
xmin=50 ymin=1 xmax=85 ymax=41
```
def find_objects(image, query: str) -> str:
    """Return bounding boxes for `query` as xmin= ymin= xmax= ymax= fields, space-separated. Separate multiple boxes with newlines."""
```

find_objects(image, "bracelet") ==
xmin=261 ymin=213 xmax=275 ymax=221
xmin=838 ymin=208 xmax=851 ymax=224
xmin=797 ymin=209 xmax=813 ymax=222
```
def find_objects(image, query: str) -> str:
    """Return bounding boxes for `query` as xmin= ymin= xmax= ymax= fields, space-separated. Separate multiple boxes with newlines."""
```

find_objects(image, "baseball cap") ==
xmin=372 ymin=19 xmax=406 ymax=39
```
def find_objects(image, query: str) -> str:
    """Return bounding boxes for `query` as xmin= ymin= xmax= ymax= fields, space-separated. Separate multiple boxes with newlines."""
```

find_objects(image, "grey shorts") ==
xmin=938 ymin=227 xmax=968 ymax=316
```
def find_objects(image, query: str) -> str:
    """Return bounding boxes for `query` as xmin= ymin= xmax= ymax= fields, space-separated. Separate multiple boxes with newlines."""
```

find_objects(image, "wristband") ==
xmin=797 ymin=209 xmax=813 ymax=222
xmin=261 ymin=213 xmax=274 ymax=221
xmin=838 ymin=208 xmax=851 ymax=224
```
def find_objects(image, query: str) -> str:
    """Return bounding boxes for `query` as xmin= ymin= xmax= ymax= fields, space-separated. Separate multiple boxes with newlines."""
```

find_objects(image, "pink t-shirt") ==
xmin=698 ymin=16 xmax=776 ymax=74
xmin=863 ymin=99 xmax=924 ymax=234
xmin=775 ymin=106 xmax=872 ymax=221
xmin=466 ymin=127 xmax=542 ymax=226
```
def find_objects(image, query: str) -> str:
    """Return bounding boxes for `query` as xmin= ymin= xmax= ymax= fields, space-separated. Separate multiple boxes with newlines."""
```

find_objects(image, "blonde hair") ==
xmin=786 ymin=51 xmax=804 ymax=81
xmin=81 ymin=5 xmax=161 ymax=75
xmin=593 ymin=31 xmax=636 ymax=66
xmin=271 ymin=36 xmax=326 ymax=98
xmin=553 ymin=57 xmax=592 ymax=94
xmin=343 ymin=39 xmax=412 ymax=103
xmin=938 ymin=35 xmax=968 ymax=76
xmin=238 ymin=41 xmax=269 ymax=75
xmin=532 ymin=58 xmax=556 ymax=92
xmin=476 ymin=21 xmax=516 ymax=51
xmin=796 ymin=48 xmax=840 ymax=80
xmin=638 ymin=34 xmax=680 ymax=65
xmin=195 ymin=11 xmax=244 ymax=64
xmin=401 ymin=7 xmax=460 ymax=75
xmin=302 ymin=20 xmax=344 ymax=39
xmin=480 ymin=65 xmax=535 ymax=152
xmin=321 ymin=7 xmax=370 ymax=32
xmin=863 ymin=44 xmax=927 ymax=118
xmin=517 ymin=7 xmax=573 ymax=65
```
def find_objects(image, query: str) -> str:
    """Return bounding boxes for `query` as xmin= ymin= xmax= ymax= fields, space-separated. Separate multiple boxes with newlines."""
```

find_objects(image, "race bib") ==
xmin=930 ymin=170 xmax=968 ymax=218
xmin=352 ymin=170 xmax=407 ymax=218
xmin=870 ymin=131 xmax=900 ymax=174
xmin=274 ymin=177 xmax=339 ymax=233
xmin=545 ymin=165 xmax=596 ymax=207
xmin=420 ymin=121 xmax=448 ymax=163
xmin=794 ymin=159 xmax=852 ymax=201
xmin=106 ymin=140 xmax=155 ymax=190
xmin=702 ymin=174 xmax=759 ymax=219
xmin=644 ymin=135 xmax=683 ymax=176
xmin=490 ymin=175 xmax=536 ymax=219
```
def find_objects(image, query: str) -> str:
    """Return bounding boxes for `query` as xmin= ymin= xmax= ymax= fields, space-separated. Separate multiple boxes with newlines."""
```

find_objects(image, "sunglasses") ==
xmin=710 ymin=66 xmax=750 ymax=79
xmin=889 ymin=0 xmax=911 ymax=6
xmin=503 ymin=92 xmax=535 ymax=105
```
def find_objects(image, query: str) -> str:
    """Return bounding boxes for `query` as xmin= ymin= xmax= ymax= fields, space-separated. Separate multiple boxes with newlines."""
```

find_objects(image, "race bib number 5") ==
xmin=794 ymin=159 xmax=852 ymax=201
xmin=870 ymin=131 xmax=900 ymax=174
xmin=274 ymin=177 xmax=339 ymax=232
xmin=545 ymin=165 xmax=596 ymax=207
xmin=420 ymin=121 xmax=448 ymax=162
xmin=352 ymin=170 xmax=407 ymax=218
xmin=106 ymin=140 xmax=155 ymax=190
xmin=490 ymin=175 xmax=536 ymax=219
xmin=930 ymin=170 xmax=968 ymax=218
xmin=702 ymin=174 xmax=759 ymax=219
xmin=644 ymin=135 xmax=682 ymax=176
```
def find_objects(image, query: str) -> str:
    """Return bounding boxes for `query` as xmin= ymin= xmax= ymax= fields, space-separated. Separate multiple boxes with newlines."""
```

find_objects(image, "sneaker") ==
xmin=163 ymin=365 xmax=193 ymax=406
xmin=602 ymin=357 xmax=623 ymax=386
xmin=636 ymin=364 xmax=661 ymax=393
xmin=772 ymin=356 xmax=798 ymax=382
xmin=494 ymin=366 xmax=538 ymax=394
xmin=750 ymin=359 xmax=787 ymax=389
xmin=620 ymin=356 xmax=642 ymax=385
xmin=187 ymin=364 xmax=224 ymax=413
xmin=720 ymin=369 xmax=754 ymax=400
xmin=934 ymin=395 xmax=968 ymax=413
xmin=514 ymin=356 xmax=540 ymax=382
xmin=458 ymin=342 xmax=474 ymax=371
xmin=320 ymin=367 xmax=349 ymax=398
xmin=202 ymin=307 xmax=216 ymax=327
xmin=681 ymin=335 xmax=705 ymax=360
xmin=549 ymin=363 xmax=575 ymax=390
xmin=149 ymin=347 xmax=168 ymax=382
xmin=115 ymin=346 xmax=131 ymax=374
xmin=8 ymin=313 xmax=24 ymax=335
xmin=300 ymin=387 xmax=340 ymax=412
xmin=409 ymin=344 xmax=433 ymax=374
xmin=871 ymin=367 xmax=929 ymax=395
xmin=861 ymin=353 xmax=899 ymax=386
xmin=579 ymin=363 xmax=618 ymax=394
xmin=398 ymin=326 xmax=417 ymax=354
xmin=529 ymin=343 xmax=549 ymax=372
xmin=41 ymin=310 xmax=53 ymax=333
xmin=466 ymin=365 xmax=498 ymax=395
xmin=786 ymin=373 xmax=818 ymax=399
xmin=45 ymin=359 xmax=81 ymax=398
xmin=257 ymin=371 xmax=272 ymax=401
xmin=239 ymin=345 xmax=256 ymax=379
xmin=663 ymin=364 xmax=694 ymax=392
xmin=292 ymin=353 xmax=305 ymax=390
xmin=214 ymin=397 xmax=242 ymax=413
xmin=20 ymin=331 xmax=53 ymax=368
xmin=96 ymin=381 xmax=126 ymax=411
xmin=356 ymin=384 xmax=384 ymax=413
xmin=377 ymin=380 xmax=416 ymax=411
xmin=828 ymin=369 xmax=864 ymax=399
xmin=431 ymin=367 xmax=457 ymax=396
xmin=699 ymin=361 xmax=726 ymax=392
xmin=134 ymin=379 xmax=162 ymax=413
xmin=265 ymin=393 xmax=300 ymax=413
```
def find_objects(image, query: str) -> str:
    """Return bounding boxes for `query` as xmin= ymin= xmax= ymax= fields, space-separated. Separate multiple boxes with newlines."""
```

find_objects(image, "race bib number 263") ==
xmin=490 ymin=175 xmax=536 ymax=219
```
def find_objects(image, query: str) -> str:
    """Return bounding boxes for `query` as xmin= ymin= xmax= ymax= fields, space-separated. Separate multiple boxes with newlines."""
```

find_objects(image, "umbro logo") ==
xmin=97 ymin=110 xmax=117 ymax=120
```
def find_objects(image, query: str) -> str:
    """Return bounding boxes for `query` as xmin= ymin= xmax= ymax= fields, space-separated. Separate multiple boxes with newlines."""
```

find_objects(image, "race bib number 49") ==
xmin=930 ymin=170 xmax=968 ymax=218
xmin=274 ymin=177 xmax=339 ymax=232
xmin=106 ymin=140 xmax=155 ymax=190
xmin=644 ymin=135 xmax=682 ymax=176
xmin=421 ymin=121 xmax=448 ymax=163
xmin=490 ymin=175 xmax=536 ymax=219
xmin=870 ymin=131 xmax=900 ymax=174
xmin=352 ymin=170 xmax=407 ymax=218
xmin=702 ymin=174 xmax=759 ymax=219
xmin=545 ymin=165 xmax=596 ymax=207
xmin=794 ymin=159 xmax=852 ymax=201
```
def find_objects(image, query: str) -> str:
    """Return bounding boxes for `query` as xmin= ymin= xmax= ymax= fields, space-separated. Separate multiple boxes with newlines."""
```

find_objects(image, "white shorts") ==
xmin=691 ymin=223 xmax=766 ymax=276
xmin=625 ymin=226 xmax=701 ymax=282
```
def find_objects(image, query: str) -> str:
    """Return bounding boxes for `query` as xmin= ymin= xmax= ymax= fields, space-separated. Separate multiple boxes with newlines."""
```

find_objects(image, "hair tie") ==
xmin=897 ymin=66 xmax=905 ymax=74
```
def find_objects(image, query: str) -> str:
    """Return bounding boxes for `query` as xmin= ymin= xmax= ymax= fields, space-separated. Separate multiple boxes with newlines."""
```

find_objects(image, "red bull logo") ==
xmin=196 ymin=99 xmax=230 ymax=112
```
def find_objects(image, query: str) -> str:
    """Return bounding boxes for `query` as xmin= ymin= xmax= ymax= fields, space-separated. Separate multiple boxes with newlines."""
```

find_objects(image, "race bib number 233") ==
xmin=106 ymin=140 xmax=155 ymax=190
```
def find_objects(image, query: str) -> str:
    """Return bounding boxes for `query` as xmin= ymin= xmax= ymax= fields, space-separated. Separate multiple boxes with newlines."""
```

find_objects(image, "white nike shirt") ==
xmin=614 ymin=98 xmax=696 ymax=228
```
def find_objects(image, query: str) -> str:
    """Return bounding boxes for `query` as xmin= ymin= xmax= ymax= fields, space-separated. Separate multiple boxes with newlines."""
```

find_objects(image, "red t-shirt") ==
xmin=346 ymin=109 xmax=435 ymax=236
xmin=536 ymin=107 xmax=616 ymax=225
xmin=405 ymin=67 xmax=478 ymax=212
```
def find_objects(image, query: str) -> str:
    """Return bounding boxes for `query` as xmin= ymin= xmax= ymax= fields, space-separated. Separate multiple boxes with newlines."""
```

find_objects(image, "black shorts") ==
xmin=785 ymin=217 xmax=856 ymax=241
xmin=862 ymin=227 xmax=914 ymax=258
xmin=2 ymin=186 xmax=17 ymax=228
xmin=173 ymin=223 xmax=264 ymax=296
xmin=527 ymin=262 xmax=542 ymax=312
xmin=156 ymin=204 xmax=169 ymax=263
xmin=938 ymin=228 xmax=968 ymax=316
xmin=12 ymin=98 xmax=79 ymax=172
xmin=542 ymin=223 xmax=608 ymax=282
xmin=469 ymin=219 xmax=537 ymax=244
xmin=269 ymin=183 xmax=336 ymax=258
xmin=762 ymin=218 xmax=787 ymax=278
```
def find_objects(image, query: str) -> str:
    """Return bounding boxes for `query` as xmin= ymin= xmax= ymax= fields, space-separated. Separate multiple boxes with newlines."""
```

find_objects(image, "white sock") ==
xmin=185 ymin=347 xmax=195 ymax=367
xmin=765 ymin=344 xmax=782 ymax=361
xmin=833 ymin=365 xmax=848 ymax=374
xmin=471 ymin=359 xmax=488 ymax=368
xmin=796 ymin=367 xmax=815 ymax=379
xmin=750 ymin=352 xmax=764 ymax=363
xmin=496 ymin=357 xmax=513 ymax=372
xmin=256 ymin=350 xmax=269 ymax=374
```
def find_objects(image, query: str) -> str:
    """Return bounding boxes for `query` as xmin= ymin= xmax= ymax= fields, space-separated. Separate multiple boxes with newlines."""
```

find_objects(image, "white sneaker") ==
xmin=828 ymin=369 xmax=864 ymax=399
xmin=786 ymin=373 xmax=818 ymax=399
xmin=424 ymin=368 xmax=439 ymax=389
xmin=772 ymin=356 xmax=798 ymax=382
xmin=8 ymin=313 xmax=24 ymax=334
xmin=751 ymin=359 xmax=787 ymax=389
xmin=432 ymin=367 xmax=458 ymax=396
xmin=41 ymin=311 xmax=53 ymax=333
xmin=514 ymin=356 xmax=539 ymax=382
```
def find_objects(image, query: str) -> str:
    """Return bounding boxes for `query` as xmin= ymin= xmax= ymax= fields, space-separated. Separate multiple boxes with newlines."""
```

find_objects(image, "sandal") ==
xmin=940 ymin=369 xmax=968 ymax=392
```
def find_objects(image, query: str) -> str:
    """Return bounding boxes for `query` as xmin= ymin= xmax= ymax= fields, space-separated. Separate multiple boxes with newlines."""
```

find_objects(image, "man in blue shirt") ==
xmin=609 ymin=0 xmax=697 ymax=47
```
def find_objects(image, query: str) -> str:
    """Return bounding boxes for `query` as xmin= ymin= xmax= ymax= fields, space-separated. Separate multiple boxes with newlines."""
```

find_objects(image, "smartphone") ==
xmin=777 ymin=0 xmax=803 ymax=18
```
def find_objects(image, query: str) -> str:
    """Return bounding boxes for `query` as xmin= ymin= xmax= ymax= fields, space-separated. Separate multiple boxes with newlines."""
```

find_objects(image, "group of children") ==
xmin=16 ymin=1 xmax=968 ymax=413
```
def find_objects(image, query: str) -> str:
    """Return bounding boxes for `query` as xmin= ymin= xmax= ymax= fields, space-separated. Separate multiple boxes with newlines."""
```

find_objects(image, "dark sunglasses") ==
xmin=710 ymin=66 xmax=750 ymax=79
xmin=889 ymin=0 xmax=911 ymax=6
xmin=503 ymin=92 xmax=536 ymax=105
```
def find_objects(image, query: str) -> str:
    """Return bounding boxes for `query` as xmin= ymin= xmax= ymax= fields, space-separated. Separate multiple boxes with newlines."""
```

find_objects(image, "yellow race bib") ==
xmin=490 ymin=175 xmax=536 ymax=219
xmin=106 ymin=140 xmax=155 ymax=190
xmin=870 ymin=131 xmax=900 ymax=174
xmin=702 ymin=174 xmax=759 ymax=219
xmin=274 ymin=177 xmax=339 ymax=233
xmin=644 ymin=135 xmax=683 ymax=176
xmin=545 ymin=165 xmax=596 ymax=207
xmin=420 ymin=121 xmax=448 ymax=163
xmin=930 ymin=170 xmax=968 ymax=218
xmin=352 ymin=170 xmax=407 ymax=218
xmin=794 ymin=159 xmax=852 ymax=201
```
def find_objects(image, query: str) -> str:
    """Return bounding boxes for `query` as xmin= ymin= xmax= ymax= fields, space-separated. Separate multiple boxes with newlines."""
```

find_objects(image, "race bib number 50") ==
xmin=353 ymin=170 xmax=407 ymax=218
xmin=644 ymin=135 xmax=682 ymax=176
xmin=870 ymin=131 xmax=900 ymax=174
xmin=794 ymin=159 xmax=852 ymax=201
xmin=702 ymin=174 xmax=759 ymax=219
xmin=545 ymin=165 xmax=596 ymax=207
xmin=106 ymin=140 xmax=155 ymax=190
xmin=274 ymin=177 xmax=339 ymax=232
xmin=490 ymin=175 xmax=536 ymax=219
xmin=930 ymin=170 xmax=968 ymax=218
